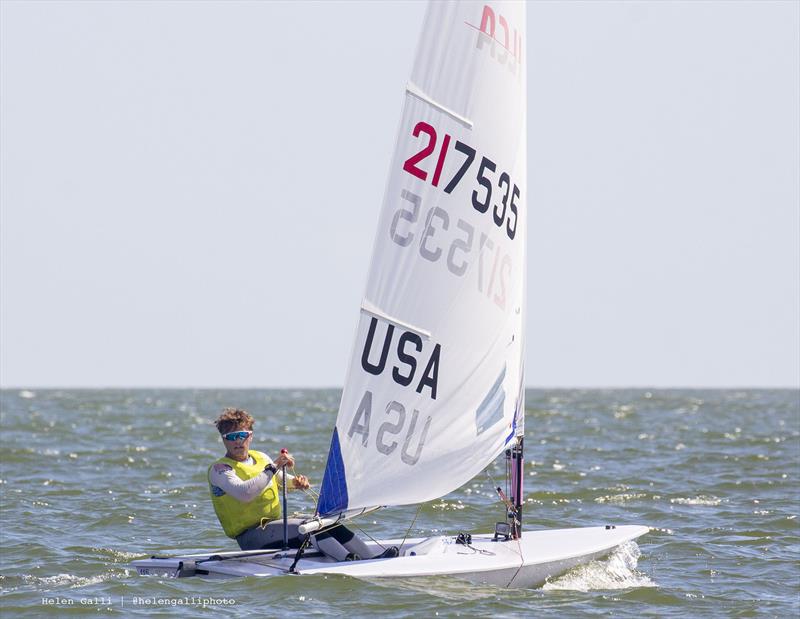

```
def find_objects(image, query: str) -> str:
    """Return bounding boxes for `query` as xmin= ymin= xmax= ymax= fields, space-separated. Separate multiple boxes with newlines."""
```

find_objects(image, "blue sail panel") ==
xmin=317 ymin=427 xmax=349 ymax=516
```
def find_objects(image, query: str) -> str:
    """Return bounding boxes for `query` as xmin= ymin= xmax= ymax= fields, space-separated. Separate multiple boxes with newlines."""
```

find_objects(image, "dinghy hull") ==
xmin=132 ymin=524 xmax=648 ymax=588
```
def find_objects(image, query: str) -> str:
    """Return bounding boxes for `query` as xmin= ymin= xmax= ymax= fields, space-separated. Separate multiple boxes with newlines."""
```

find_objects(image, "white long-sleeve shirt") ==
xmin=208 ymin=454 xmax=294 ymax=503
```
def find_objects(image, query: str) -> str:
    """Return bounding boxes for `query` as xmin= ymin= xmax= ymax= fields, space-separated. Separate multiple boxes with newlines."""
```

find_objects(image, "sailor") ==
xmin=208 ymin=407 xmax=398 ymax=561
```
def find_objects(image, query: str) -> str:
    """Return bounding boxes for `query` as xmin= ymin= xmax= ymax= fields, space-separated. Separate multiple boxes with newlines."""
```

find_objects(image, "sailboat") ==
xmin=133 ymin=0 xmax=647 ymax=587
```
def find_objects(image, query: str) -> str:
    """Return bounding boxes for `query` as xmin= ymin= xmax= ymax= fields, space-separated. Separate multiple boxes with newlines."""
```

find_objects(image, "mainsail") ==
xmin=318 ymin=0 xmax=527 ymax=517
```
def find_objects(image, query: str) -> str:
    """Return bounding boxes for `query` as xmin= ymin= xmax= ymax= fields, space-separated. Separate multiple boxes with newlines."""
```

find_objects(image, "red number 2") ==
xmin=402 ymin=122 xmax=437 ymax=181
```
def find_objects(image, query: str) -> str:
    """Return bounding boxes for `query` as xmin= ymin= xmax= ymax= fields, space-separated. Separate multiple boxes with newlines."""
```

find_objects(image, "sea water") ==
xmin=0 ymin=389 xmax=797 ymax=617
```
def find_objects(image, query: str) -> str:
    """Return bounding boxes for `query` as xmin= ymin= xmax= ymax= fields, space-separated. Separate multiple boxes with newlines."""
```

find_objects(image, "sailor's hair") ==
xmin=214 ymin=408 xmax=255 ymax=434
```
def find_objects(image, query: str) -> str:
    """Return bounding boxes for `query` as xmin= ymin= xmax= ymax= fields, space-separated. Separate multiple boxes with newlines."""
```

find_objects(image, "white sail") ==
xmin=318 ymin=0 xmax=526 ymax=517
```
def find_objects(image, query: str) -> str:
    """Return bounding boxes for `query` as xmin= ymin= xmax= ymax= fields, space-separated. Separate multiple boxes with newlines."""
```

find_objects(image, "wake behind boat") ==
xmin=134 ymin=0 xmax=648 ymax=587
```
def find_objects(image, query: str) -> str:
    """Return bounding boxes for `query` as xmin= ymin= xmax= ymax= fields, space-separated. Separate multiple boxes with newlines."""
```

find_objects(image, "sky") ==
xmin=1 ymin=1 xmax=798 ymax=389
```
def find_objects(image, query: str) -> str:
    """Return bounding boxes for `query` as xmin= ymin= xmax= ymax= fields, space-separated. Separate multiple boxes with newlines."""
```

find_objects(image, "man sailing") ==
xmin=208 ymin=408 xmax=398 ymax=561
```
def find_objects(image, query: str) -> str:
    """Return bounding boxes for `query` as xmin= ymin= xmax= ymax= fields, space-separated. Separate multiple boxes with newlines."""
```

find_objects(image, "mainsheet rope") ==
xmin=288 ymin=461 xmax=425 ymax=554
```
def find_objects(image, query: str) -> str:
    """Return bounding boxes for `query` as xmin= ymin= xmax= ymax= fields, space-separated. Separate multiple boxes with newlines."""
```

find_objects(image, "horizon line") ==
xmin=1 ymin=384 xmax=798 ymax=391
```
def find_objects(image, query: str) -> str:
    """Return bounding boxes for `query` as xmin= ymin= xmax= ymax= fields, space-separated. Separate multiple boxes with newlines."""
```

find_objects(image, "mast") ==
xmin=510 ymin=436 xmax=523 ymax=538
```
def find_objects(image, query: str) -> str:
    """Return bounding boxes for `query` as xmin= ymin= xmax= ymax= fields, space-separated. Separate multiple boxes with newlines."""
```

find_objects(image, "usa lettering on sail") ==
xmin=360 ymin=317 xmax=440 ymax=400
xmin=345 ymin=316 xmax=439 ymax=466
xmin=347 ymin=390 xmax=432 ymax=467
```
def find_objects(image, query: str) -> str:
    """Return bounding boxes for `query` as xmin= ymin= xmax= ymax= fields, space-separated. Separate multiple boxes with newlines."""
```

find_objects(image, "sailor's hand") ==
xmin=292 ymin=474 xmax=311 ymax=490
xmin=274 ymin=452 xmax=295 ymax=469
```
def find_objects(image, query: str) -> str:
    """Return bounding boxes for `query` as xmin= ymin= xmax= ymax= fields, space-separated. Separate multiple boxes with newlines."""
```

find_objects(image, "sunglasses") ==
xmin=222 ymin=430 xmax=253 ymax=442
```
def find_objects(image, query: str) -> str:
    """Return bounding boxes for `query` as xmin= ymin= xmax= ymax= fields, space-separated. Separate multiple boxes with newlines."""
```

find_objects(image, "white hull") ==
xmin=133 ymin=525 xmax=648 ymax=589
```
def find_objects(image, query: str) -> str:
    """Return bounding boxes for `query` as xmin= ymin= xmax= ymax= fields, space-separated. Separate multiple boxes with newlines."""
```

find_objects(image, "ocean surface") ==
xmin=0 ymin=389 xmax=797 ymax=617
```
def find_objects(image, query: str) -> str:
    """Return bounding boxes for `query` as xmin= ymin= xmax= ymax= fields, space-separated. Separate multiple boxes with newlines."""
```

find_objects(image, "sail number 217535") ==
xmin=402 ymin=121 xmax=520 ymax=241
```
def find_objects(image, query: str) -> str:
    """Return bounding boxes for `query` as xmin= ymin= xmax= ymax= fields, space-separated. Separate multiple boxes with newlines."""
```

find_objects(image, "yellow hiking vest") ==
xmin=208 ymin=450 xmax=281 ymax=538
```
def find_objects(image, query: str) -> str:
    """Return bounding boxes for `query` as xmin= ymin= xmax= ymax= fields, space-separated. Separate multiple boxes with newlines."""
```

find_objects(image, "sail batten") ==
xmin=405 ymin=82 xmax=473 ymax=128
xmin=318 ymin=0 xmax=526 ymax=517
xmin=360 ymin=300 xmax=431 ymax=339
